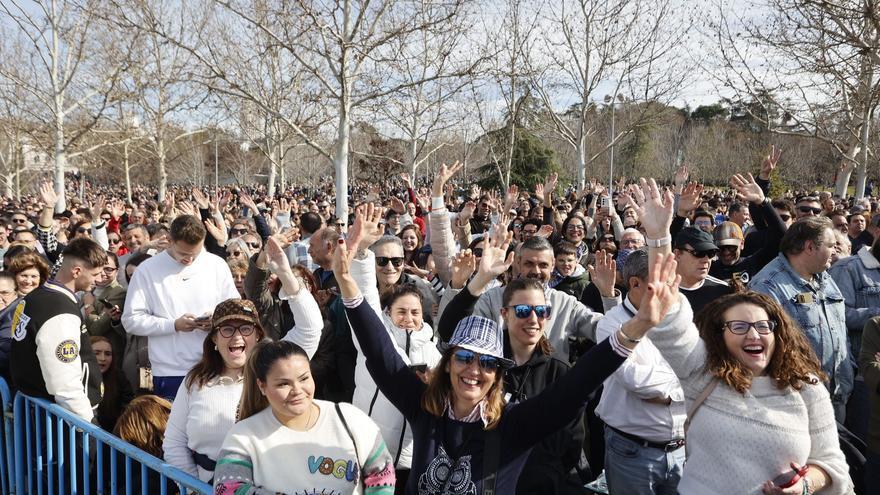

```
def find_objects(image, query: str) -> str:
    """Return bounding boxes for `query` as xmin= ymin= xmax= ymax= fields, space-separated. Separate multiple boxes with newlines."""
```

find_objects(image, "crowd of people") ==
xmin=0 ymin=148 xmax=875 ymax=494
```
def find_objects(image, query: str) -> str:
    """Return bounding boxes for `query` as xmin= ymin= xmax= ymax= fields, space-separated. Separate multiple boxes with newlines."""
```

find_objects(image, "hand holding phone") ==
xmin=772 ymin=463 xmax=809 ymax=489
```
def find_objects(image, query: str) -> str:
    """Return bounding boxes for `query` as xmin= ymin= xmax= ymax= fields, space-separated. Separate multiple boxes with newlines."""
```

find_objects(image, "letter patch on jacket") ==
xmin=11 ymin=301 xmax=29 ymax=342
xmin=55 ymin=340 xmax=78 ymax=363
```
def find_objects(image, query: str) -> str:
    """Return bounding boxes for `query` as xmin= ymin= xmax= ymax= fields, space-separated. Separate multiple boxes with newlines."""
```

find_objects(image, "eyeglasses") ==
xmin=217 ymin=324 xmax=256 ymax=338
xmin=335 ymin=222 xmax=346 ymax=227
xmin=246 ymin=242 xmax=260 ymax=249
xmin=472 ymin=248 xmax=484 ymax=257
xmin=506 ymin=304 xmax=552 ymax=319
xmin=103 ymin=266 xmax=118 ymax=273
xmin=108 ymin=238 xmax=121 ymax=244
xmin=797 ymin=206 xmax=822 ymax=215
xmin=719 ymin=245 xmax=738 ymax=253
xmin=682 ymin=247 xmax=718 ymax=259
xmin=376 ymin=256 xmax=405 ymax=267
xmin=452 ymin=349 xmax=500 ymax=371
xmin=101 ymin=216 xmax=111 ymax=221
xmin=600 ymin=236 xmax=616 ymax=242
xmin=231 ymin=228 xmax=248 ymax=235
xmin=566 ymin=224 xmax=585 ymax=231
xmin=723 ymin=320 xmax=777 ymax=335
xmin=76 ymin=227 xmax=90 ymax=234
xmin=11 ymin=218 xmax=26 ymax=224
xmin=513 ymin=223 xmax=522 ymax=229
xmin=779 ymin=214 xmax=791 ymax=222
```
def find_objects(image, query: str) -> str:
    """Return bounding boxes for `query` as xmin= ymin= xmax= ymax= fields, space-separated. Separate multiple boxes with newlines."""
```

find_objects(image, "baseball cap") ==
xmin=713 ymin=221 xmax=744 ymax=247
xmin=675 ymin=226 xmax=718 ymax=251
xmin=212 ymin=298 xmax=261 ymax=328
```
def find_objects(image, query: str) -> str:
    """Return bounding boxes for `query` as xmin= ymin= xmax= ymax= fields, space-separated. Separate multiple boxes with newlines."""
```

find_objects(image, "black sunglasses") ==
xmin=797 ymin=206 xmax=821 ymax=215
xmin=108 ymin=238 xmax=121 ymax=243
xmin=217 ymin=324 xmax=257 ymax=338
xmin=779 ymin=214 xmax=791 ymax=222
xmin=231 ymin=228 xmax=249 ymax=235
xmin=453 ymin=349 xmax=500 ymax=371
xmin=682 ymin=247 xmax=718 ymax=259
xmin=76 ymin=227 xmax=90 ymax=234
xmin=246 ymin=242 xmax=261 ymax=249
xmin=11 ymin=218 xmax=26 ymax=224
xmin=376 ymin=256 xmax=405 ymax=267
xmin=506 ymin=304 xmax=552 ymax=319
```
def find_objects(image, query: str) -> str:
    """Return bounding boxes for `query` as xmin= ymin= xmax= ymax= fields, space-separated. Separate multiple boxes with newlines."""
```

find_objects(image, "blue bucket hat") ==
xmin=438 ymin=316 xmax=515 ymax=369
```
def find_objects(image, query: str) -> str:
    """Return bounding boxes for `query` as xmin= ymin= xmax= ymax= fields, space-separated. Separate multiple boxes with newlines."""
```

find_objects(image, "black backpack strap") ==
xmin=482 ymin=428 xmax=500 ymax=495
xmin=335 ymin=402 xmax=360 ymax=464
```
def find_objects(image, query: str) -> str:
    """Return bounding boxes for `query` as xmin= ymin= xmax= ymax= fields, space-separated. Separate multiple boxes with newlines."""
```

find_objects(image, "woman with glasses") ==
xmin=164 ymin=238 xmax=323 ymax=483
xmin=436 ymin=237 xmax=594 ymax=494
xmin=334 ymin=204 xmax=680 ymax=494
xmin=371 ymin=236 xmax=439 ymax=325
xmin=648 ymin=291 xmax=851 ymax=494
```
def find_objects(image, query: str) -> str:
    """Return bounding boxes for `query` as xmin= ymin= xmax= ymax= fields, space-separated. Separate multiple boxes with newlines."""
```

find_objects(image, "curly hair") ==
xmin=6 ymin=251 xmax=50 ymax=286
xmin=421 ymin=349 xmax=506 ymax=430
xmin=696 ymin=291 xmax=826 ymax=394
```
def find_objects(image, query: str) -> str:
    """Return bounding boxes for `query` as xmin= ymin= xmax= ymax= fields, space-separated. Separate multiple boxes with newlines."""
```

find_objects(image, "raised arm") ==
xmin=264 ymin=236 xmax=322 ymax=359
xmin=429 ymin=162 xmax=465 ymax=284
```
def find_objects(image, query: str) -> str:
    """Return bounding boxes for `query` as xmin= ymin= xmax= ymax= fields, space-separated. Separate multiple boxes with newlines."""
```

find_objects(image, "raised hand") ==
xmin=278 ymin=197 xmax=291 ymax=214
xmin=673 ymin=164 xmax=689 ymax=189
xmin=347 ymin=203 xmax=385 ymax=253
xmin=459 ymin=201 xmax=476 ymax=222
xmin=543 ymin=172 xmax=558 ymax=203
xmin=677 ymin=182 xmax=704 ymax=216
xmin=450 ymin=250 xmax=477 ymax=289
xmin=624 ymin=253 xmax=681 ymax=341
xmin=536 ymin=224 xmax=554 ymax=238
xmin=238 ymin=191 xmax=259 ymax=214
xmin=588 ymin=249 xmax=617 ymax=298
xmin=204 ymin=218 xmax=227 ymax=244
xmin=217 ymin=190 xmax=233 ymax=211
xmin=39 ymin=181 xmax=59 ymax=208
xmin=415 ymin=194 xmax=430 ymax=212
xmin=90 ymin=195 xmax=106 ymax=222
xmin=622 ymin=178 xmax=674 ymax=240
xmin=432 ymin=161 xmax=464 ymax=197
xmin=110 ymin=199 xmax=125 ymax=219
xmin=759 ymin=145 xmax=782 ymax=180
xmin=534 ymin=183 xmax=545 ymax=203
xmin=192 ymin=187 xmax=210 ymax=210
xmin=504 ymin=184 xmax=519 ymax=211
xmin=472 ymin=230 xmax=514 ymax=291
xmin=730 ymin=173 xmax=765 ymax=204
xmin=400 ymin=172 xmax=412 ymax=187
xmin=177 ymin=201 xmax=199 ymax=217
xmin=267 ymin=235 xmax=303 ymax=295
xmin=390 ymin=196 xmax=405 ymax=214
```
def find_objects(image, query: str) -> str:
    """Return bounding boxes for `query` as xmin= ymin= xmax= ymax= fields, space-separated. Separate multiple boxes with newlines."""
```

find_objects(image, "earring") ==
xmin=214 ymin=345 xmax=218 ymax=351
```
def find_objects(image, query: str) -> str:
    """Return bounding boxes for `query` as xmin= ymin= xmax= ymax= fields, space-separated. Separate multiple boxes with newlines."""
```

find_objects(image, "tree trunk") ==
xmin=124 ymin=141 xmax=133 ymax=203
xmin=334 ymin=103 xmax=351 ymax=221
xmin=54 ymin=124 xmax=67 ymax=213
xmin=834 ymin=144 xmax=860 ymax=197
xmin=855 ymin=109 xmax=871 ymax=200
xmin=157 ymin=137 xmax=167 ymax=202
xmin=267 ymin=140 xmax=278 ymax=197
xmin=577 ymin=137 xmax=587 ymax=191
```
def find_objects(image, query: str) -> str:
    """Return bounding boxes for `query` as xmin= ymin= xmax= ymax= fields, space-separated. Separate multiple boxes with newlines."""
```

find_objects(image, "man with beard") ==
xmin=467 ymin=234 xmax=619 ymax=363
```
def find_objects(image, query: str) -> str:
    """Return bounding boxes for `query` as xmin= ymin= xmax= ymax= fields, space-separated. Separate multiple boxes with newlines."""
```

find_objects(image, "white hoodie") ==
xmin=349 ymin=250 xmax=442 ymax=470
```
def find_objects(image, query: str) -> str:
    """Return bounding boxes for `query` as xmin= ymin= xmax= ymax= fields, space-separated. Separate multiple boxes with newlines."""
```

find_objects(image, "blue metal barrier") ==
xmin=12 ymin=393 xmax=212 ymax=495
xmin=0 ymin=378 xmax=15 ymax=495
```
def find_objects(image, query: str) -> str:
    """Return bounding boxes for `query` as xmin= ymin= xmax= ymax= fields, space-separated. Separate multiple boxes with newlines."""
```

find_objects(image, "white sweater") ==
xmin=214 ymin=401 xmax=393 ymax=495
xmin=649 ymin=297 xmax=854 ymax=495
xmin=163 ymin=376 xmax=242 ymax=481
xmin=122 ymin=249 xmax=239 ymax=377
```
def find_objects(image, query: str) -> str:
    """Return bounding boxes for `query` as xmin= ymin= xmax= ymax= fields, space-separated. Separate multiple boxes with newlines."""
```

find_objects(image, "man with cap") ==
xmin=673 ymin=226 xmax=733 ymax=315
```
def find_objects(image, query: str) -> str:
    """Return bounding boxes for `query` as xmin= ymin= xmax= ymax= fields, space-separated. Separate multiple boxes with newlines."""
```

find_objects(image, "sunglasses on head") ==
xmin=723 ymin=320 xmax=776 ymax=335
xmin=797 ymin=206 xmax=821 ymax=215
xmin=217 ymin=323 xmax=257 ymax=338
xmin=682 ymin=247 xmax=718 ymax=259
xmin=376 ymin=256 xmax=405 ymax=267
xmin=452 ymin=349 xmax=500 ymax=371
xmin=506 ymin=304 xmax=552 ymax=319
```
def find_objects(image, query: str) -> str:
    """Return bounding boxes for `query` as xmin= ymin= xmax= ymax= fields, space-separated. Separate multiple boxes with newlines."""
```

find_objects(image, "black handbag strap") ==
xmin=335 ymin=403 xmax=361 ymax=464
xmin=482 ymin=429 xmax=500 ymax=495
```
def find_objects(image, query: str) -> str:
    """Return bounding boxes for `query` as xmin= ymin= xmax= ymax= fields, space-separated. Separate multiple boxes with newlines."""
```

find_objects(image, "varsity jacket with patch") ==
xmin=10 ymin=281 xmax=102 ymax=421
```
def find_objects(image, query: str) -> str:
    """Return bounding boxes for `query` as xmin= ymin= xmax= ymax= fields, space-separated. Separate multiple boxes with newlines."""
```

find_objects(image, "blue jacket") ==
xmin=828 ymin=247 xmax=880 ymax=357
xmin=750 ymin=253 xmax=852 ymax=404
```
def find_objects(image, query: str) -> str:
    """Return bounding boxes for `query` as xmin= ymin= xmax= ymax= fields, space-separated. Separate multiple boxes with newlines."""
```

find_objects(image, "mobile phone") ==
xmin=194 ymin=315 xmax=211 ymax=323
xmin=409 ymin=364 xmax=428 ymax=373
xmin=773 ymin=463 xmax=809 ymax=488
xmin=599 ymin=196 xmax=609 ymax=209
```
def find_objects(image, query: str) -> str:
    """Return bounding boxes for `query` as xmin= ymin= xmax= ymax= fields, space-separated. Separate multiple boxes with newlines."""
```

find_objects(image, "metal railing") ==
xmin=9 ymin=391 xmax=212 ymax=495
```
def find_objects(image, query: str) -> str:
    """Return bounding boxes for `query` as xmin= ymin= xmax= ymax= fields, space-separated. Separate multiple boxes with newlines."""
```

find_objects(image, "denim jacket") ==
xmin=749 ymin=253 xmax=853 ymax=404
xmin=828 ymin=247 xmax=880 ymax=359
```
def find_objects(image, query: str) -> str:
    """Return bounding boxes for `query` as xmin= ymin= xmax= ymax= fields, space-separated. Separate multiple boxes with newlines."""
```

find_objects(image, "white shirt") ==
xmin=595 ymin=297 xmax=686 ymax=443
xmin=121 ymin=249 xmax=238 ymax=377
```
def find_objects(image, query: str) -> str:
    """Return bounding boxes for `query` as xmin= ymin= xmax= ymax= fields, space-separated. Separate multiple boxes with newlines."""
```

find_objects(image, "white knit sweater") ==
xmin=648 ymin=297 xmax=854 ymax=495
xmin=163 ymin=376 xmax=242 ymax=482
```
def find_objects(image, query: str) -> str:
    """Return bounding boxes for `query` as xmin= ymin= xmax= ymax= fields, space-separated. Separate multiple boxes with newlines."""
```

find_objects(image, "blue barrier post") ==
xmin=12 ymin=393 xmax=212 ymax=495
xmin=0 ymin=377 xmax=13 ymax=494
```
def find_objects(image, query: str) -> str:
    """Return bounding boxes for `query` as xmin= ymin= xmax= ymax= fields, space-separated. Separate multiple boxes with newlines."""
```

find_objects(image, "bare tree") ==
xmin=0 ymin=0 xmax=134 ymax=211
xmin=531 ymin=0 xmax=692 ymax=190
xmin=713 ymin=0 xmax=880 ymax=198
